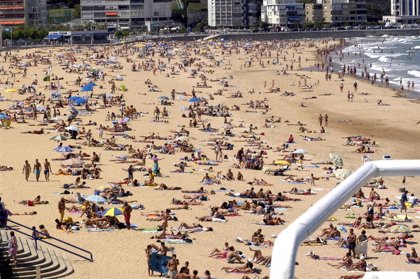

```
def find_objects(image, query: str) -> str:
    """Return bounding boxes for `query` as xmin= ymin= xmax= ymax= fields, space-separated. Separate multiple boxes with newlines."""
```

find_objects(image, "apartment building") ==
xmin=207 ymin=0 xmax=258 ymax=28
xmin=261 ymin=0 xmax=304 ymax=26
xmin=319 ymin=0 xmax=367 ymax=25
xmin=305 ymin=3 xmax=323 ymax=23
xmin=80 ymin=0 xmax=172 ymax=29
xmin=383 ymin=0 xmax=420 ymax=23
xmin=0 ymin=0 xmax=47 ymax=27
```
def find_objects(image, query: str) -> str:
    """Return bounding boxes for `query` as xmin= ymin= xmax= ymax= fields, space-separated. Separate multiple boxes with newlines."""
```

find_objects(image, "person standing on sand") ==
xmin=325 ymin=114 xmax=329 ymax=127
xmin=400 ymin=190 xmax=408 ymax=213
xmin=167 ymin=254 xmax=179 ymax=279
xmin=318 ymin=114 xmax=323 ymax=127
xmin=33 ymin=159 xmax=41 ymax=182
xmin=58 ymin=197 xmax=65 ymax=222
xmin=44 ymin=159 xmax=52 ymax=181
xmin=127 ymin=165 xmax=134 ymax=185
xmin=123 ymin=202 xmax=132 ymax=230
xmin=22 ymin=160 xmax=31 ymax=181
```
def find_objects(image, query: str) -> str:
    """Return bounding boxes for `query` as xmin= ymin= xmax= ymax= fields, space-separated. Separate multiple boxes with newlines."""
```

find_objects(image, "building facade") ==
xmin=261 ymin=0 xmax=304 ymax=26
xmin=383 ymin=0 xmax=420 ymax=23
xmin=319 ymin=0 xmax=367 ymax=25
xmin=26 ymin=0 xmax=47 ymax=26
xmin=305 ymin=3 xmax=323 ymax=23
xmin=80 ymin=0 xmax=172 ymax=29
xmin=207 ymin=0 xmax=258 ymax=28
xmin=0 ymin=0 xmax=47 ymax=27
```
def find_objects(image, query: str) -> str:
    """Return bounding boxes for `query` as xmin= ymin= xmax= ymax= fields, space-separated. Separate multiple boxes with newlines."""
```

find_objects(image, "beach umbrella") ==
xmin=65 ymin=125 xmax=79 ymax=131
xmin=54 ymin=146 xmax=74 ymax=153
xmin=188 ymin=97 xmax=201 ymax=103
xmin=81 ymin=84 xmax=94 ymax=92
xmin=221 ymin=123 xmax=233 ymax=129
xmin=292 ymin=148 xmax=305 ymax=154
xmin=388 ymin=224 xmax=411 ymax=233
xmin=85 ymin=195 xmax=106 ymax=204
xmin=50 ymin=135 xmax=67 ymax=141
xmin=334 ymin=168 xmax=352 ymax=180
xmin=158 ymin=96 xmax=169 ymax=100
xmin=329 ymin=153 xmax=344 ymax=167
xmin=103 ymin=207 xmax=123 ymax=217
xmin=274 ymin=160 xmax=291 ymax=166
xmin=69 ymin=96 xmax=87 ymax=105
xmin=61 ymin=158 xmax=83 ymax=168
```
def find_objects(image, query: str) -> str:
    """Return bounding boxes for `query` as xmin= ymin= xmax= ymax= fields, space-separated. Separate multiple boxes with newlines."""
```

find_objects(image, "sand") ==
xmin=0 ymin=39 xmax=419 ymax=279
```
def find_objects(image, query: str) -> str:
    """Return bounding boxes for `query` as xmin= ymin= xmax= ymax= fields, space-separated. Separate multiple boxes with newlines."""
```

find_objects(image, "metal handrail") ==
xmin=1 ymin=218 xmax=93 ymax=262
xmin=270 ymin=160 xmax=420 ymax=279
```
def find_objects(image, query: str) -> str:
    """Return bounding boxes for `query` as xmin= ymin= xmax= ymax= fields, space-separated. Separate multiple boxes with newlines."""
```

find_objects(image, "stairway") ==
xmin=0 ymin=229 xmax=74 ymax=279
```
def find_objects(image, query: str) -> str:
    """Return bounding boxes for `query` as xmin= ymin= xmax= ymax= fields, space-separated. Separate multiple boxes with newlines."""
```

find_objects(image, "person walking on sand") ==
xmin=318 ymin=114 xmax=323 ymax=127
xmin=22 ymin=160 xmax=31 ymax=181
xmin=123 ymin=202 xmax=132 ymax=230
xmin=33 ymin=159 xmax=41 ymax=182
xmin=44 ymin=159 xmax=52 ymax=181
xmin=58 ymin=197 xmax=66 ymax=222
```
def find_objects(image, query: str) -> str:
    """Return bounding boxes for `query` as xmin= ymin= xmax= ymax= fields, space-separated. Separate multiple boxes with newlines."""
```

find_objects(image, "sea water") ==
xmin=330 ymin=36 xmax=420 ymax=94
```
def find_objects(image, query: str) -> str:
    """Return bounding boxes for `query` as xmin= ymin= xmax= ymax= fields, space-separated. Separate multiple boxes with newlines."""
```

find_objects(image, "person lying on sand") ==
xmin=22 ymin=128 xmax=44 ymax=134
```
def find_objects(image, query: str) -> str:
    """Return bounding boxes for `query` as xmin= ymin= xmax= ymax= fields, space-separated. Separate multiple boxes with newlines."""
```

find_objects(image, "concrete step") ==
xmin=0 ymin=229 xmax=75 ymax=278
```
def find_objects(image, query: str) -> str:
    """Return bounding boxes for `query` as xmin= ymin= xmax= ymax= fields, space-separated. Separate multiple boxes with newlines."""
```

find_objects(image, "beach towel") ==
xmin=140 ymin=228 xmax=161 ymax=233
xmin=355 ymin=240 xmax=368 ymax=258
xmin=86 ymin=228 xmax=114 ymax=232
xmin=149 ymin=253 xmax=170 ymax=274
xmin=160 ymin=239 xmax=192 ymax=244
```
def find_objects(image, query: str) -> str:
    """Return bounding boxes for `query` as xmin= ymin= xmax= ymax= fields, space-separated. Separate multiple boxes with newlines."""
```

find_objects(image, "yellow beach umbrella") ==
xmin=103 ymin=207 xmax=123 ymax=217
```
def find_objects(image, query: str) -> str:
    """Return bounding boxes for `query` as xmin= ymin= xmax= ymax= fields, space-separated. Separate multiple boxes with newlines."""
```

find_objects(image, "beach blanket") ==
xmin=160 ymin=239 xmax=192 ymax=244
xmin=86 ymin=228 xmax=114 ymax=232
xmin=140 ymin=228 xmax=161 ymax=233
xmin=355 ymin=240 xmax=368 ymax=258
xmin=149 ymin=253 xmax=170 ymax=275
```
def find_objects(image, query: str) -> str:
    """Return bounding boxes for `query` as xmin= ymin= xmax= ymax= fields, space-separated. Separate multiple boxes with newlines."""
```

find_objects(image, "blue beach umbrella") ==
xmin=85 ymin=195 xmax=106 ymax=204
xmin=188 ymin=97 xmax=201 ymax=103
xmin=54 ymin=146 xmax=74 ymax=153
xmin=81 ymin=84 xmax=94 ymax=92
xmin=69 ymin=96 xmax=87 ymax=105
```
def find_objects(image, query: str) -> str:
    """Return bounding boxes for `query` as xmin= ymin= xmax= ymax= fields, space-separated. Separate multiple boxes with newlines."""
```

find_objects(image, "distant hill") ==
xmin=296 ymin=0 xmax=390 ymax=22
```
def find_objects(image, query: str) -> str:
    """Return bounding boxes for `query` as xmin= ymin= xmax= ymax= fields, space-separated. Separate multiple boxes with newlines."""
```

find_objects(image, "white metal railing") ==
xmin=270 ymin=160 xmax=420 ymax=279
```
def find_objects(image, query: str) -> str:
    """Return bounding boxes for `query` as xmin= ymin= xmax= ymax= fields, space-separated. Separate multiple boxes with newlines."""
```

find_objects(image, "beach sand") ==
xmin=0 ymin=39 xmax=419 ymax=279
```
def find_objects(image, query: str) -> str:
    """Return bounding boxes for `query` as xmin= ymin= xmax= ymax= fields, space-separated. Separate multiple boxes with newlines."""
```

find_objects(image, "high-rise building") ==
xmin=26 ymin=0 xmax=48 ymax=26
xmin=80 ymin=0 xmax=172 ymax=29
xmin=383 ymin=0 xmax=420 ymax=23
xmin=261 ymin=0 xmax=305 ymax=26
xmin=305 ymin=3 xmax=324 ymax=23
xmin=0 ymin=0 xmax=47 ymax=27
xmin=207 ymin=0 xmax=258 ymax=28
xmin=318 ymin=0 xmax=367 ymax=25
